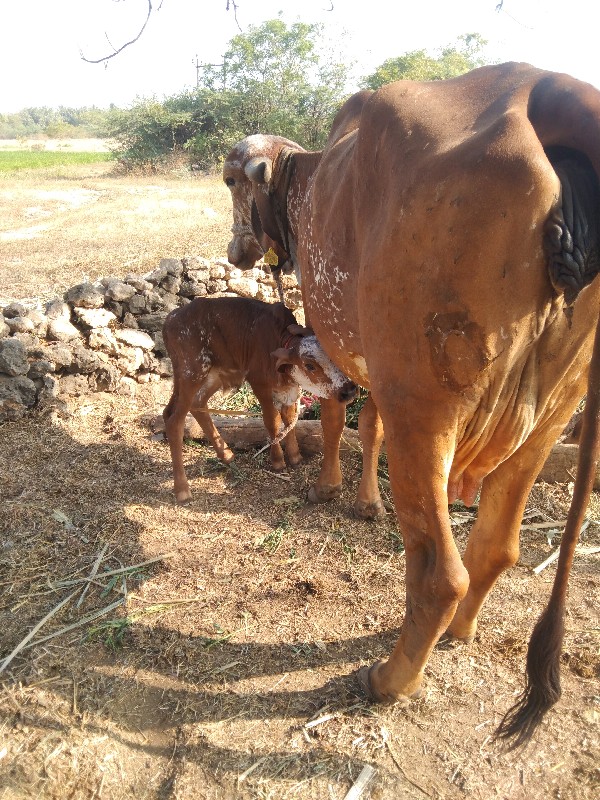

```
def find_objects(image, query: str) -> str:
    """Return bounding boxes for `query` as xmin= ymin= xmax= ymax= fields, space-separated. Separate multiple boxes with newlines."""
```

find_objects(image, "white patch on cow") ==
xmin=441 ymin=450 xmax=453 ymax=482
xmin=350 ymin=355 xmax=369 ymax=385
xmin=236 ymin=134 xmax=274 ymax=160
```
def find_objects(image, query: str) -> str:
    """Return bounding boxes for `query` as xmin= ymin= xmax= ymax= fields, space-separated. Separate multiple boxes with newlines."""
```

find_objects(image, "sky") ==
xmin=2 ymin=0 xmax=600 ymax=113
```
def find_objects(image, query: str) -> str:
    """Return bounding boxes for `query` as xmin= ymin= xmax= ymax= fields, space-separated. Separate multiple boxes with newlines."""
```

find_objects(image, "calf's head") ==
xmin=223 ymin=134 xmax=303 ymax=270
xmin=271 ymin=324 xmax=357 ymax=404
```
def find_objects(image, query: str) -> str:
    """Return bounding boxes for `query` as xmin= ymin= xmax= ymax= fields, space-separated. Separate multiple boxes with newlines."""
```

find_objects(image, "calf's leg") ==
xmin=189 ymin=384 xmax=235 ymax=465
xmin=280 ymin=402 xmax=303 ymax=468
xmin=252 ymin=385 xmax=287 ymax=471
xmin=164 ymin=377 xmax=207 ymax=503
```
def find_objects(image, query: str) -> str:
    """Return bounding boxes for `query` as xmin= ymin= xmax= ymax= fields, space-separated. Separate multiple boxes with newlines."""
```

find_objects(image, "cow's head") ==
xmin=223 ymin=134 xmax=304 ymax=270
xmin=271 ymin=324 xmax=358 ymax=404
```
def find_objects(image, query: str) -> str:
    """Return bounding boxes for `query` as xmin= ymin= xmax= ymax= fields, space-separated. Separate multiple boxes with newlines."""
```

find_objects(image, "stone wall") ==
xmin=0 ymin=257 xmax=302 ymax=422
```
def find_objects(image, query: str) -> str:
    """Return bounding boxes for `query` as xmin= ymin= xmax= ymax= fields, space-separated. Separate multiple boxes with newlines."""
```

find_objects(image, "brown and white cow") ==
xmin=223 ymin=92 xmax=387 ymax=520
xmin=224 ymin=63 xmax=600 ymax=747
xmin=162 ymin=296 xmax=356 ymax=503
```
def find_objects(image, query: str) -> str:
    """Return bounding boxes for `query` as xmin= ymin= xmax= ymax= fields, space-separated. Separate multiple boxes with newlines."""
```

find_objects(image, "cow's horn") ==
xmin=245 ymin=157 xmax=272 ymax=185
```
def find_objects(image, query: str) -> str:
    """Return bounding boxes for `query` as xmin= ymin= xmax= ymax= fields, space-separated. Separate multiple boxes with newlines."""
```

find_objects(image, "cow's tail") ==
xmin=496 ymin=310 xmax=600 ymax=749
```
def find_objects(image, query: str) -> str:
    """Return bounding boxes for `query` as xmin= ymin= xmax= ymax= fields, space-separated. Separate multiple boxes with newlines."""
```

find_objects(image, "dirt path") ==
xmin=0 ymin=163 xmax=232 ymax=305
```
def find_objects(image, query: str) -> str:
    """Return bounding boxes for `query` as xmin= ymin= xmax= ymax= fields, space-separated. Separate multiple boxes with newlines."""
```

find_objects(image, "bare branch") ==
xmin=81 ymin=1 xmax=243 ymax=65
xmin=226 ymin=0 xmax=243 ymax=33
xmin=81 ymin=0 xmax=154 ymax=65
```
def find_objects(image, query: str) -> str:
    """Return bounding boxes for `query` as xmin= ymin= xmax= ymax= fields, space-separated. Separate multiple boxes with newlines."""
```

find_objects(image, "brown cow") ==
xmin=162 ymin=296 xmax=357 ymax=503
xmin=223 ymin=94 xmax=386 ymax=520
xmin=225 ymin=63 xmax=600 ymax=747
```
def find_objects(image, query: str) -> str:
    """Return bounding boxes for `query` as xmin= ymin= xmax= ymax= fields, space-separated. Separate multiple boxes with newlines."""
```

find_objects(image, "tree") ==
xmin=199 ymin=18 xmax=350 ymax=148
xmin=361 ymin=33 xmax=491 ymax=90
xmin=108 ymin=18 xmax=352 ymax=168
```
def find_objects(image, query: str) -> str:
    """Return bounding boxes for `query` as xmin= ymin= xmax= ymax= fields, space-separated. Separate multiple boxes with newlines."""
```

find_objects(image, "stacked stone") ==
xmin=0 ymin=257 xmax=302 ymax=422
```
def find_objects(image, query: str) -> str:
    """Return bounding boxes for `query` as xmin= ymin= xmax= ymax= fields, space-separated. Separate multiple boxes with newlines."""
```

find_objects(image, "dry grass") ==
xmin=0 ymin=163 xmax=599 ymax=799
xmin=0 ymin=160 xmax=232 ymax=306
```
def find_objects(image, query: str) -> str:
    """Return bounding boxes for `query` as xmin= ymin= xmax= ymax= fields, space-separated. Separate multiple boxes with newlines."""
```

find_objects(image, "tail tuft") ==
xmin=495 ymin=602 xmax=564 ymax=750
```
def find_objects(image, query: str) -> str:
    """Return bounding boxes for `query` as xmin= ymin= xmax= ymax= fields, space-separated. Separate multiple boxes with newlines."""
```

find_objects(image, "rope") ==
xmin=253 ymin=400 xmax=300 ymax=458
xmin=196 ymin=407 xmax=262 ymax=417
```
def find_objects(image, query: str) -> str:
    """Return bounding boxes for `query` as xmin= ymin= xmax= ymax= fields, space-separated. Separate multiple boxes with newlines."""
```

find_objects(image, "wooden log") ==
xmin=537 ymin=442 xmax=600 ymax=488
xmin=148 ymin=413 xmax=599 ymax=487
xmin=149 ymin=413 xmax=363 ymax=456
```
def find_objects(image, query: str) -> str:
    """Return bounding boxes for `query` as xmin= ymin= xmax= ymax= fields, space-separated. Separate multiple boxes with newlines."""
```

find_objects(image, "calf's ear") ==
xmin=271 ymin=348 xmax=293 ymax=373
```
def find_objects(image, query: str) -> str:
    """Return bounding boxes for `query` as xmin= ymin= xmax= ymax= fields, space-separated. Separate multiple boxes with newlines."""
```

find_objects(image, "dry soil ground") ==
xmin=0 ymin=158 xmax=599 ymax=800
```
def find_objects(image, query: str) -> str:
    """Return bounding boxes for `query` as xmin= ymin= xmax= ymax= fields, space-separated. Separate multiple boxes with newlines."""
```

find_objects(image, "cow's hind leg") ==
xmin=358 ymin=421 xmax=469 ymax=702
xmin=354 ymin=394 xmax=386 ymax=519
xmin=445 ymin=431 xmax=564 ymax=643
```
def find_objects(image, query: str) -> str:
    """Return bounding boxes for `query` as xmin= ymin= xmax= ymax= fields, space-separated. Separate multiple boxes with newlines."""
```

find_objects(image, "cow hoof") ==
xmin=175 ymin=490 xmax=192 ymax=504
xmin=354 ymin=500 xmax=386 ymax=520
xmin=356 ymin=660 xmax=420 ymax=706
xmin=217 ymin=448 xmax=235 ymax=464
xmin=271 ymin=462 xmax=287 ymax=473
xmin=307 ymin=484 xmax=342 ymax=504
xmin=437 ymin=631 xmax=475 ymax=648
xmin=287 ymin=456 xmax=303 ymax=469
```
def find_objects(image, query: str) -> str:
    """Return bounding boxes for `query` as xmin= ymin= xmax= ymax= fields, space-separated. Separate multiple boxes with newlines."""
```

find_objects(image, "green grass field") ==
xmin=0 ymin=150 xmax=113 ymax=172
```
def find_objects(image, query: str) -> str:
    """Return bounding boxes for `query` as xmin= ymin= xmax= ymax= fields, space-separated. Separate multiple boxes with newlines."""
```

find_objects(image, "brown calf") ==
xmin=162 ymin=296 xmax=356 ymax=503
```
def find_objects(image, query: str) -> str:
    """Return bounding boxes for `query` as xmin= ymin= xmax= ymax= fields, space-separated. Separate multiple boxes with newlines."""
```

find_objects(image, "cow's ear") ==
xmin=245 ymin=157 xmax=272 ymax=185
xmin=287 ymin=324 xmax=314 ymax=337
xmin=271 ymin=348 xmax=293 ymax=373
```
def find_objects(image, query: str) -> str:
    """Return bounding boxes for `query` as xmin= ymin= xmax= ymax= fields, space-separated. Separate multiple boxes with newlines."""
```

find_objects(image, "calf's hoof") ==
xmin=356 ymin=660 xmax=422 ymax=706
xmin=354 ymin=499 xmax=386 ymax=520
xmin=175 ymin=489 xmax=192 ymax=504
xmin=219 ymin=448 xmax=235 ymax=464
xmin=286 ymin=454 xmax=303 ymax=469
xmin=307 ymin=483 xmax=342 ymax=504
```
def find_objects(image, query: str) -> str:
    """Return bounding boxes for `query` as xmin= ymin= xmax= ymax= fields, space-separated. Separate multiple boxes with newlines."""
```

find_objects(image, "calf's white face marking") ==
xmin=290 ymin=336 xmax=351 ymax=399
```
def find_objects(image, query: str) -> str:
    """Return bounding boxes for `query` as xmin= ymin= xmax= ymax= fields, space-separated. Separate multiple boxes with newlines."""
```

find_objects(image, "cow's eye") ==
xmin=225 ymin=177 xmax=235 ymax=187
xmin=304 ymin=363 xmax=316 ymax=372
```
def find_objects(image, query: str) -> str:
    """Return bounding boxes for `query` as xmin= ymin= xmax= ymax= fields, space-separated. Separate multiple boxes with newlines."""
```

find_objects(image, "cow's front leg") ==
xmin=354 ymin=394 xmax=386 ymax=519
xmin=308 ymin=396 xmax=345 ymax=503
